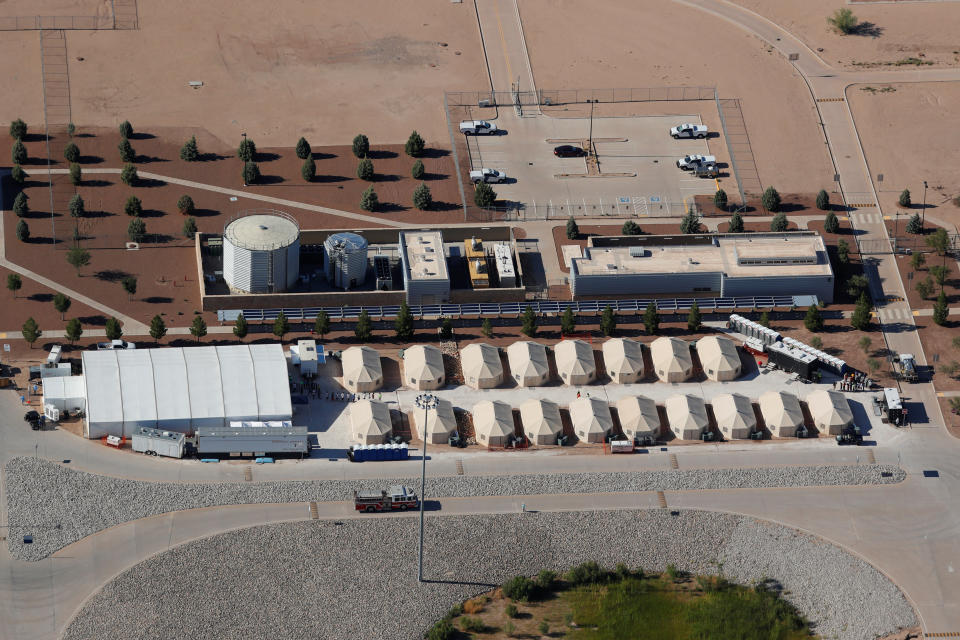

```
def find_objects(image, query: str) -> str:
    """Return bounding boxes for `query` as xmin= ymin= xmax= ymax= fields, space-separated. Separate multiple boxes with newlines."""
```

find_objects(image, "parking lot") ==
xmin=466 ymin=110 xmax=724 ymax=217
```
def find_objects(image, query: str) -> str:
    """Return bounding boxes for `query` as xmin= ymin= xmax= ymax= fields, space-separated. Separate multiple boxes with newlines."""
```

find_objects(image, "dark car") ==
xmin=24 ymin=410 xmax=40 ymax=430
xmin=553 ymin=145 xmax=585 ymax=158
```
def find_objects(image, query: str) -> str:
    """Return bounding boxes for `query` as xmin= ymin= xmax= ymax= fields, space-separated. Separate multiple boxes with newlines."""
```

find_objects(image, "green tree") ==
xmin=13 ymin=192 xmax=28 ymax=217
xmin=759 ymin=310 xmax=771 ymax=328
xmin=713 ymin=188 xmax=728 ymax=211
xmin=898 ymin=188 xmax=912 ymax=208
xmin=643 ymin=301 xmax=660 ymax=335
xmin=352 ymin=134 xmax=369 ymax=158
xmin=69 ymin=194 xmax=85 ymax=218
xmin=680 ymin=209 xmax=702 ymax=234
xmin=359 ymin=186 xmax=378 ymax=211
xmin=824 ymin=211 xmax=840 ymax=234
xmin=910 ymin=251 xmax=926 ymax=271
xmin=355 ymin=309 xmax=373 ymax=341
xmin=395 ymin=302 xmax=414 ymax=340
xmin=804 ymin=304 xmax=824 ymax=332
xmin=927 ymin=227 xmax=950 ymax=255
xmin=120 ymin=163 xmax=138 ymax=185
xmin=127 ymin=217 xmax=147 ymax=242
xmin=867 ymin=358 xmax=881 ymax=374
xmin=177 ymin=194 xmax=195 ymax=215
xmin=69 ymin=162 xmax=82 ymax=186
xmin=295 ymin=136 xmax=312 ymax=160
xmin=191 ymin=315 xmax=208 ymax=343
xmin=53 ymin=292 xmax=71 ymax=320
xmin=9 ymin=118 xmax=27 ymax=140
xmin=827 ymin=7 xmax=858 ymax=34
xmin=12 ymin=140 xmax=27 ymax=164
xmin=180 ymin=136 xmax=199 ymax=161
xmin=481 ymin=317 xmax=493 ymax=338
xmin=412 ymin=183 xmax=432 ymax=210
xmin=118 ymin=136 xmax=136 ymax=162
xmin=930 ymin=265 xmax=950 ymax=288
xmin=21 ymin=317 xmax=41 ymax=348
xmin=916 ymin=276 xmax=934 ymax=300
xmin=124 ymin=195 xmax=142 ymax=217
xmin=118 ymin=120 xmax=133 ymax=138
xmin=63 ymin=142 xmax=79 ymax=163
xmin=16 ymin=219 xmax=29 ymax=242
xmin=233 ymin=313 xmax=248 ymax=341
xmin=237 ymin=137 xmax=257 ymax=161
xmin=182 ymin=216 xmax=198 ymax=238
xmin=846 ymin=274 xmax=868 ymax=298
xmin=810 ymin=335 xmax=823 ymax=350
xmin=104 ymin=316 xmax=123 ymax=341
xmin=761 ymin=186 xmax=781 ymax=212
xmin=933 ymin=291 xmax=949 ymax=326
xmin=727 ymin=211 xmax=744 ymax=233
xmin=566 ymin=216 xmax=579 ymax=239
xmin=357 ymin=157 xmax=374 ymax=181
xmin=538 ymin=621 xmax=550 ymax=636
xmin=851 ymin=293 xmax=871 ymax=331
xmin=301 ymin=157 xmax=316 ymax=182
xmin=411 ymin=159 xmax=425 ymax=180
xmin=66 ymin=247 xmax=90 ymax=274
xmin=314 ymin=310 xmax=330 ymax=339
xmin=520 ymin=306 xmax=537 ymax=338
xmin=7 ymin=273 xmax=22 ymax=298
xmin=906 ymin=213 xmax=923 ymax=235
xmin=770 ymin=212 xmax=789 ymax=232
xmin=687 ymin=301 xmax=702 ymax=331
xmin=621 ymin=220 xmax=641 ymax=235
xmin=560 ymin=307 xmax=576 ymax=335
xmin=65 ymin=318 xmax=83 ymax=344
xmin=837 ymin=239 xmax=850 ymax=264
xmin=817 ymin=190 xmax=832 ymax=212
xmin=600 ymin=305 xmax=617 ymax=336
xmin=121 ymin=276 xmax=137 ymax=300
xmin=474 ymin=182 xmax=496 ymax=208
xmin=272 ymin=311 xmax=289 ymax=341
xmin=149 ymin=314 xmax=167 ymax=344
xmin=438 ymin=317 xmax=453 ymax=339
xmin=11 ymin=164 xmax=26 ymax=184
xmin=242 ymin=161 xmax=260 ymax=185
xmin=405 ymin=130 xmax=425 ymax=157
xmin=858 ymin=335 xmax=872 ymax=354
xmin=67 ymin=122 xmax=76 ymax=138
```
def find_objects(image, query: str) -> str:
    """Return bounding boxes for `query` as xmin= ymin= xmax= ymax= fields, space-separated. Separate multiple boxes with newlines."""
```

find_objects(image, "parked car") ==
xmin=670 ymin=123 xmax=708 ymax=139
xmin=692 ymin=162 xmax=719 ymax=178
xmin=96 ymin=339 xmax=136 ymax=350
xmin=23 ymin=410 xmax=41 ymax=430
xmin=553 ymin=145 xmax=586 ymax=158
xmin=676 ymin=154 xmax=716 ymax=170
xmin=469 ymin=168 xmax=508 ymax=184
xmin=459 ymin=120 xmax=498 ymax=135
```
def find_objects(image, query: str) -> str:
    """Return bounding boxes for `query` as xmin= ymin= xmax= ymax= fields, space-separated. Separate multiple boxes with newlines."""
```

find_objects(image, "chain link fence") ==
xmin=465 ymin=199 xmax=695 ymax=222
xmin=446 ymin=86 xmax=716 ymax=108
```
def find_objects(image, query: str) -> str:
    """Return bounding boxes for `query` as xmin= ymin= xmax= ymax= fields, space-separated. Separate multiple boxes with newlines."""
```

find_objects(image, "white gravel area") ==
xmin=5 ymin=456 xmax=905 ymax=561
xmin=60 ymin=510 xmax=917 ymax=640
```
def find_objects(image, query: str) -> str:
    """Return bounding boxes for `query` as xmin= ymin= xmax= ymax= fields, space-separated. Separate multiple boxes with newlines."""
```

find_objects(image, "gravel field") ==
xmin=5 ymin=456 xmax=905 ymax=561
xmin=60 ymin=510 xmax=917 ymax=640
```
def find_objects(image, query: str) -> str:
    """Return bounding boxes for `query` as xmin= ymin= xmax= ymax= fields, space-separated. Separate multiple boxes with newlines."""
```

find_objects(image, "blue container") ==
xmin=200 ymin=458 xmax=219 ymax=463
xmin=352 ymin=445 xmax=365 ymax=462
xmin=399 ymin=443 xmax=409 ymax=460
xmin=374 ymin=444 xmax=385 ymax=461
xmin=389 ymin=443 xmax=400 ymax=460
xmin=254 ymin=457 xmax=274 ymax=464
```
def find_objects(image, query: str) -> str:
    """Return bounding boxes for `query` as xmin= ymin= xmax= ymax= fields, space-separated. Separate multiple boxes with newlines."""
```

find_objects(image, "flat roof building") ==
xmin=403 ymin=345 xmax=445 ymax=390
xmin=341 ymin=346 xmax=383 ymax=393
xmin=399 ymin=231 xmax=450 ymax=305
xmin=555 ymin=339 xmax=596 ymax=386
xmin=697 ymin=336 xmax=742 ymax=381
xmin=461 ymin=343 xmax=503 ymax=389
xmin=650 ymin=337 xmax=693 ymax=383
xmin=602 ymin=338 xmax=645 ymax=384
xmin=507 ymin=341 xmax=550 ymax=387
xmin=493 ymin=243 xmax=516 ymax=288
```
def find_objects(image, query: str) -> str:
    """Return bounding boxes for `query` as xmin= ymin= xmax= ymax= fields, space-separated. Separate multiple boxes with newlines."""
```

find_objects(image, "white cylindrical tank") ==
xmin=223 ymin=211 xmax=300 ymax=293
xmin=324 ymin=232 xmax=369 ymax=290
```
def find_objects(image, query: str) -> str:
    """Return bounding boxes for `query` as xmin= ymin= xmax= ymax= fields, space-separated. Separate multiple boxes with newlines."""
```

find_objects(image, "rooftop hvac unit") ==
xmin=628 ymin=247 xmax=649 ymax=258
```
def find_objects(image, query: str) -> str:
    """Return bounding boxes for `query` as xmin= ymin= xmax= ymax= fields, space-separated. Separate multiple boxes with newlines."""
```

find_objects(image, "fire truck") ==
xmin=354 ymin=485 xmax=419 ymax=512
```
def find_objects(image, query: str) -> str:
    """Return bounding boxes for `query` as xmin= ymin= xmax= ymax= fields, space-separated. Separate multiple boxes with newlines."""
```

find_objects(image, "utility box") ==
xmin=132 ymin=426 xmax=186 ymax=459
xmin=296 ymin=339 xmax=319 ymax=377
xmin=46 ymin=345 xmax=62 ymax=366
xmin=883 ymin=387 xmax=905 ymax=426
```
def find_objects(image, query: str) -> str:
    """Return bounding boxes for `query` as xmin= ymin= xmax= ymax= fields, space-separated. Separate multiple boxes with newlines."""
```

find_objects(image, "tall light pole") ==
xmin=415 ymin=393 xmax=438 ymax=583
xmin=587 ymin=99 xmax=598 ymax=157
xmin=922 ymin=180 xmax=928 ymax=231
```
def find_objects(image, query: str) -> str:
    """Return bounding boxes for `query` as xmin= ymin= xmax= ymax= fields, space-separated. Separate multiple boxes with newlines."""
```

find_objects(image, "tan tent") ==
xmin=806 ymin=389 xmax=853 ymax=435
xmin=711 ymin=393 xmax=755 ymax=440
xmin=602 ymin=338 xmax=645 ymax=384
xmin=350 ymin=399 xmax=392 ymax=445
xmin=759 ymin=391 xmax=804 ymax=438
xmin=413 ymin=398 xmax=457 ymax=444
xmin=507 ymin=341 xmax=550 ymax=387
xmin=697 ymin=336 xmax=742 ymax=382
xmin=569 ymin=396 xmax=613 ymax=443
xmin=403 ymin=345 xmax=445 ymax=390
xmin=341 ymin=346 xmax=383 ymax=393
xmin=520 ymin=398 xmax=562 ymax=445
xmin=555 ymin=339 xmax=596 ymax=385
xmin=665 ymin=394 xmax=708 ymax=440
xmin=472 ymin=400 xmax=514 ymax=446
xmin=460 ymin=343 xmax=503 ymax=389
xmin=650 ymin=337 xmax=693 ymax=383
xmin=615 ymin=395 xmax=660 ymax=440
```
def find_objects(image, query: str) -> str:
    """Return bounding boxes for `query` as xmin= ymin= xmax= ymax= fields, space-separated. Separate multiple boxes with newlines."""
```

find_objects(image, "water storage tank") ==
xmin=223 ymin=211 xmax=300 ymax=293
xmin=324 ymin=232 xmax=369 ymax=290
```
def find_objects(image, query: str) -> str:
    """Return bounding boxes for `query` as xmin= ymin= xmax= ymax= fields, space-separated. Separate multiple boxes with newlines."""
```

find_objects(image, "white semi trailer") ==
xmin=131 ymin=427 xmax=186 ymax=458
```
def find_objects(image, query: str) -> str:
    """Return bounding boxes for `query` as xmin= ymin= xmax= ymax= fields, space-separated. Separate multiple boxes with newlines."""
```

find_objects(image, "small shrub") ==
xmin=359 ymin=186 xmax=378 ymax=211
xmin=180 ymin=136 xmax=199 ymax=161
xmin=405 ymin=130 xmax=425 ymax=157
xmin=67 ymin=122 xmax=76 ymax=138
xmin=665 ymin=564 xmax=682 ymax=581
xmin=463 ymin=597 xmax=485 ymax=615
xmin=761 ymin=186 xmax=781 ymax=212
xmin=413 ymin=183 xmax=432 ymax=210
xmin=447 ymin=603 xmax=463 ymax=619
xmin=536 ymin=570 xmax=557 ymax=590
xmin=237 ymin=137 xmax=257 ymax=162
xmin=538 ymin=621 xmax=550 ymax=635
xmin=680 ymin=208 xmax=701 ymax=234
xmin=9 ymin=118 xmax=27 ymax=140
xmin=118 ymin=136 xmax=135 ymax=162
xmin=566 ymin=216 xmax=579 ymax=239
xmin=301 ymin=157 xmax=316 ymax=182
xmin=295 ymin=136 xmax=311 ymax=160
xmin=504 ymin=620 xmax=516 ymax=637
xmin=460 ymin=616 xmax=485 ymax=633
xmin=411 ymin=159 xmax=425 ymax=179
xmin=177 ymin=194 xmax=195 ymax=215
xmin=817 ymin=190 xmax=831 ymax=212
xmin=182 ymin=217 xmax=198 ymax=238
xmin=810 ymin=336 xmax=823 ymax=350
xmin=905 ymin=213 xmax=923 ymax=235
xmin=898 ymin=188 xmax=911 ymax=208
xmin=124 ymin=195 xmax=142 ymax=217
xmin=426 ymin=618 xmax=455 ymax=640
xmin=357 ymin=157 xmax=374 ymax=181
xmin=827 ymin=7 xmax=858 ymax=34
xmin=770 ymin=212 xmax=789 ymax=232
xmin=502 ymin=575 xmax=536 ymax=602
xmin=242 ymin=161 xmax=260 ymax=185
xmin=69 ymin=162 xmax=82 ymax=186
xmin=118 ymin=120 xmax=133 ymax=138
xmin=505 ymin=603 xmax=519 ymax=619
xmin=352 ymin=133 xmax=369 ymax=158
xmin=474 ymin=182 xmax=496 ymax=208
xmin=566 ymin=561 xmax=609 ymax=586
xmin=713 ymin=188 xmax=727 ymax=211
xmin=120 ymin=163 xmax=138 ymax=186
xmin=11 ymin=164 xmax=26 ymax=184
xmin=621 ymin=220 xmax=641 ymax=235
xmin=12 ymin=140 xmax=27 ymax=164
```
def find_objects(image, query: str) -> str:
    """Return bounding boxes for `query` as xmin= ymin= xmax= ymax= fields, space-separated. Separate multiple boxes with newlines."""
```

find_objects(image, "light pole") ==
xmin=415 ymin=393 xmax=438 ymax=583
xmin=587 ymin=99 xmax=598 ymax=157
xmin=922 ymin=180 xmax=928 ymax=231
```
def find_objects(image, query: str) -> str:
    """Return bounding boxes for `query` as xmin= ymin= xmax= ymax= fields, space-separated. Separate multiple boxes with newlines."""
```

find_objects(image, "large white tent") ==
xmin=806 ymin=389 xmax=853 ymax=435
xmin=711 ymin=393 xmax=755 ymax=440
xmin=461 ymin=343 xmax=504 ymax=389
xmin=42 ymin=375 xmax=86 ymax=413
xmin=615 ymin=395 xmax=659 ymax=440
xmin=650 ymin=337 xmax=693 ymax=383
xmin=413 ymin=397 xmax=458 ymax=444
xmin=341 ymin=346 xmax=383 ymax=393
xmin=555 ymin=339 xmax=596 ymax=385
xmin=350 ymin=399 xmax=392 ymax=445
xmin=697 ymin=336 xmax=742 ymax=381
xmin=506 ymin=341 xmax=550 ymax=387
xmin=403 ymin=345 xmax=445 ymax=390
xmin=758 ymin=391 xmax=804 ymax=438
xmin=665 ymin=394 xmax=709 ymax=440
xmin=472 ymin=400 xmax=514 ymax=446
xmin=602 ymin=338 xmax=644 ymax=384
xmin=81 ymin=344 xmax=292 ymax=439
xmin=569 ymin=396 xmax=613 ymax=443
xmin=519 ymin=398 xmax=562 ymax=445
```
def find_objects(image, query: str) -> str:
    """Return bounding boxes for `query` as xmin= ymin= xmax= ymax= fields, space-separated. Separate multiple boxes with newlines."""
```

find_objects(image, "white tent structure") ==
xmin=460 ymin=343 xmax=504 ymax=389
xmin=403 ymin=345 xmax=445 ymax=390
xmin=615 ymin=395 xmax=660 ymax=440
xmin=42 ymin=375 xmax=86 ymax=413
xmin=697 ymin=336 xmax=742 ymax=381
xmin=602 ymin=338 xmax=644 ymax=384
xmin=472 ymin=400 xmax=514 ymax=446
xmin=350 ymin=399 xmax=392 ymax=444
xmin=555 ymin=339 xmax=596 ymax=385
xmin=806 ymin=389 xmax=853 ymax=435
xmin=665 ymin=394 xmax=709 ymax=440
xmin=569 ymin=396 xmax=613 ymax=443
xmin=650 ymin=337 xmax=693 ymax=383
xmin=413 ymin=398 xmax=457 ymax=444
xmin=712 ymin=393 xmax=755 ymax=440
xmin=507 ymin=341 xmax=550 ymax=387
xmin=519 ymin=398 xmax=562 ymax=445
xmin=341 ymin=346 xmax=383 ymax=393
xmin=759 ymin=391 xmax=804 ymax=438
xmin=81 ymin=345 xmax=292 ymax=439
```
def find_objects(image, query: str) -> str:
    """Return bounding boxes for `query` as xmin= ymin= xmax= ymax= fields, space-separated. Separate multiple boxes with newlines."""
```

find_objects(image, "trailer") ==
xmin=132 ymin=427 xmax=186 ymax=458
xmin=354 ymin=485 xmax=419 ymax=512
xmin=766 ymin=341 xmax=817 ymax=379
xmin=195 ymin=424 xmax=309 ymax=457
xmin=892 ymin=354 xmax=917 ymax=383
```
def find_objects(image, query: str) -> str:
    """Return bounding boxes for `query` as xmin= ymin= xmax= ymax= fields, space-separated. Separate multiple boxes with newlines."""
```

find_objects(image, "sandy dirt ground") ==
xmin=520 ymin=0 xmax=834 ymax=195
xmin=730 ymin=0 xmax=960 ymax=68
xmin=0 ymin=0 xmax=109 ymax=14
xmin=0 ymin=265 xmax=106 ymax=331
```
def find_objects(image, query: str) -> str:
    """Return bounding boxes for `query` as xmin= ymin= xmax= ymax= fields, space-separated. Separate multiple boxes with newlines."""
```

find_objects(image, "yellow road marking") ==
xmin=913 ymin=310 xmax=920 ymax=316
xmin=494 ymin=0 xmax=514 ymax=88
xmin=714 ymin=178 xmax=720 ymax=192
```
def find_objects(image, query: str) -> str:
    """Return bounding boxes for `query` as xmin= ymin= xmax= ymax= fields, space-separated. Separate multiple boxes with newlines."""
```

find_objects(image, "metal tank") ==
xmin=222 ymin=211 xmax=300 ymax=293
xmin=324 ymin=232 xmax=369 ymax=290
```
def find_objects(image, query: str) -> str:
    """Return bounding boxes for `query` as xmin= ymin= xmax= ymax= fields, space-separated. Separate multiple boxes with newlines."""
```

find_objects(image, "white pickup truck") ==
xmin=676 ymin=154 xmax=716 ymax=170
xmin=96 ymin=339 xmax=136 ymax=350
xmin=670 ymin=123 xmax=708 ymax=139
xmin=470 ymin=168 xmax=508 ymax=184
xmin=459 ymin=120 xmax=498 ymax=135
